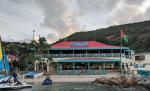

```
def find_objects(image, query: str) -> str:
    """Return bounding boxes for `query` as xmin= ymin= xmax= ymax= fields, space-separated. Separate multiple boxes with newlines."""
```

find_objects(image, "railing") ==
xmin=36 ymin=53 xmax=125 ymax=58
xmin=56 ymin=70 xmax=108 ymax=75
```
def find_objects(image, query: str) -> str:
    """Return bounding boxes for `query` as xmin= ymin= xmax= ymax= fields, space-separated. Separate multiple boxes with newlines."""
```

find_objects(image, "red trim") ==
xmin=51 ymin=41 xmax=119 ymax=48
xmin=64 ymin=58 xmax=114 ymax=60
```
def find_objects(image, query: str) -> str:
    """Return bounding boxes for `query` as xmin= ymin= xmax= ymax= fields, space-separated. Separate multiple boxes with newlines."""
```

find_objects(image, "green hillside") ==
xmin=59 ymin=20 xmax=150 ymax=53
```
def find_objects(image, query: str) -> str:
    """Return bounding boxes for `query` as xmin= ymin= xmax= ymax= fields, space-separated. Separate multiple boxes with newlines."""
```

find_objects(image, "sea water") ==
xmin=16 ymin=82 xmax=140 ymax=91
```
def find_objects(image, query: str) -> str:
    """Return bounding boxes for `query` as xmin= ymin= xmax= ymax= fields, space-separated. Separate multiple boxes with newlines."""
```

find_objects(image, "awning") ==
xmin=54 ymin=58 xmax=120 ymax=63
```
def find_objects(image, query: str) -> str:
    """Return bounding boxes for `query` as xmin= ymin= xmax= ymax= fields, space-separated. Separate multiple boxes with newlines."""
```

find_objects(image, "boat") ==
xmin=24 ymin=71 xmax=43 ymax=79
xmin=0 ymin=37 xmax=32 ymax=90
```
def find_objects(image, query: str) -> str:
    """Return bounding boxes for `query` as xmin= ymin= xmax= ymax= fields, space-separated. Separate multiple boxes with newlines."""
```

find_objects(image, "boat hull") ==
xmin=0 ymin=82 xmax=32 ymax=90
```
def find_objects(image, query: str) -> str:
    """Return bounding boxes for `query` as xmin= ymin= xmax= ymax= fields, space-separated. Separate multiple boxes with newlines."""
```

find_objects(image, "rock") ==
xmin=94 ymin=76 xmax=150 ymax=90
xmin=95 ymin=77 xmax=107 ymax=85
xmin=126 ymin=77 xmax=137 ymax=86
xmin=107 ymin=77 xmax=119 ymax=86
xmin=95 ymin=78 xmax=100 ymax=83
xmin=141 ymin=82 xmax=150 ymax=90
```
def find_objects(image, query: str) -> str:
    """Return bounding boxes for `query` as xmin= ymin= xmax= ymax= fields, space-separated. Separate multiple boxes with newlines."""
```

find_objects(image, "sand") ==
xmin=23 ymin=74 xmax=119 ymax=83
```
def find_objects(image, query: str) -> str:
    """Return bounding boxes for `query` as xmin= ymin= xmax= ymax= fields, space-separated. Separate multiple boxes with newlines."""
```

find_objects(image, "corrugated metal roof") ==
xmin=51 ymin=41 xmax=120 ymax=49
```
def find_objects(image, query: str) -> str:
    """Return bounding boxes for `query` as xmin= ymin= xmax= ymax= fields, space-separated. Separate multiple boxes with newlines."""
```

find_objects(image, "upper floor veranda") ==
xmin=36 ymin=41 xmax=133 ymax=59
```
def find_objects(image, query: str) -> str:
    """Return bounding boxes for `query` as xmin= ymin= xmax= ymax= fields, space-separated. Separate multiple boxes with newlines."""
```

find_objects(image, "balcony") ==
xmin=56 ymin=70 xmax=108 ymax=75
xmin=36 ymin=53 xmax=126 ymax=58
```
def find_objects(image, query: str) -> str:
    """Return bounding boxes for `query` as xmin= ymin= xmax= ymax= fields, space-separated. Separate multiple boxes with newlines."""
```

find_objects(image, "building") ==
xmin=133 ymin=53 xmax=150 ymax=68
xmin=36 ymin=41 xmax=133 ymax=75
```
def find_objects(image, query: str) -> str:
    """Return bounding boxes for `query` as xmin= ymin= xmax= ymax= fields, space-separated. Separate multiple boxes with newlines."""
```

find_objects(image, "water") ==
xmin=11 ymin=82 xmax=141 ymax=91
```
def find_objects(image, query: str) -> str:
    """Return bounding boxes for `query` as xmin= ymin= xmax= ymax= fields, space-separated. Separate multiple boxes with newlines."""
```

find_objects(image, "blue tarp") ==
xmin=137 ymin=70 xmax=150 ymax=77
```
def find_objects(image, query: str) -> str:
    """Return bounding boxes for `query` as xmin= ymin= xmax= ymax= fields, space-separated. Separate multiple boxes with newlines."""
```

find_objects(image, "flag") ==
xmin=121 ymin=30 xmax=128 ymax=43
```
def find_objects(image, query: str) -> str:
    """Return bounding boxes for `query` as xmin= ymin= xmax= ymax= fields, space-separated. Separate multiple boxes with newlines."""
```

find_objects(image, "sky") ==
xmin=0 ymin=0 xmax=150 ymax=43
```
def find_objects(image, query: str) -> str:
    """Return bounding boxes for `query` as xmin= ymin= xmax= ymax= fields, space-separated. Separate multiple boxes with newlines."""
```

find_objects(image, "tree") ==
xmin=25 ymin=52 xmax=36 ymax=64
xmin=37 ymin=36 xmax=49 ymax=54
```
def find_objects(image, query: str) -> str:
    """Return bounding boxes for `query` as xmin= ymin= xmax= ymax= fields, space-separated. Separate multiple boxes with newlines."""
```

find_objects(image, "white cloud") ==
xmin=0 ymin=0 xmax=150 ymax=43
xmin=0 ymin=0 xmax=44 ymax=41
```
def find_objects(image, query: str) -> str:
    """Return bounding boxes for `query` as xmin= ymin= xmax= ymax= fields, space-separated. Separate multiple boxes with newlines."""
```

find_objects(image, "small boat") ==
xmin=0 ymin=82 xmax=32 ymax=90
xmin=42 ymin=76 xmax=53 ymax=85
xmin=24 ymin=71 xmax=43 ymax=79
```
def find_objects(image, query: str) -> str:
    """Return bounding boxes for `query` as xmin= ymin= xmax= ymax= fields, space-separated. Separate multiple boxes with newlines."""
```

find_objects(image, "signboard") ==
xmin=71 ymin=42 xmax=88 ymax=47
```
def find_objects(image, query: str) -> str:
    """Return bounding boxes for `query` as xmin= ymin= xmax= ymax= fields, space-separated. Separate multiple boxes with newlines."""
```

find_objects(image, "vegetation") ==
xmin=2 ymin=36 xmax=49 ymax=69
xmin=58 ymin=20 xmax=150 ymax=53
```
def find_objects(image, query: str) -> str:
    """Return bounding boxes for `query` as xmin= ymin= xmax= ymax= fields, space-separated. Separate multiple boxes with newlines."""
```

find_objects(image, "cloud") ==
xmin=1 ymin=0 xmax=150 ymax=43
xmin=46 ymin=32 xmax=59 ymax=43
xmin=76 ymin=0 xmax=119 ymax=15
xmin=106 ymin=0 xmax=150 ymax=25
xmin=125 ymin=0 xmax=144 ymax=6
xmin=0 ymin=0 xmax=43 ymax=41
xmin=37 ymin=0 xmax=80 ymax=39
xmin=36 ymin=0 xmax=120 ymax=40
xmin=146 ymin=7 xmax=150 ymax=16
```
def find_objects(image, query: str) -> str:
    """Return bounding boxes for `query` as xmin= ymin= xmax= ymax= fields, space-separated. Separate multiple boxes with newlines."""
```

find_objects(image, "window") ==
xmin=135 ymin=55 xmax=145 ymax=61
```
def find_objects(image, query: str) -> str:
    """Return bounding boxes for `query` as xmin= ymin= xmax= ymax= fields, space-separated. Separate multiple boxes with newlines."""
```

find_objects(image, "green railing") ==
xmin=36 ymin=53 xmax=125 ymax=58
xmin=56 ymin=70 xmax=108 ymax=75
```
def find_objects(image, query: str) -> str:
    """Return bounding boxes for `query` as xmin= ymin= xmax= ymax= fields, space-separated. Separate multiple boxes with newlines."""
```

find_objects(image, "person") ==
xmin=11 ymin=70 xmax=22 ymax=85
xmin=121 ymin=63 xmax=125 ymax=76
xmin=42 ymin=76 xmax=53 ymax=85
xmin=126 ymin=63 xmax=129 ymax=69
xmin=122 ymin=63 xmax=124 ymax=69
xmin=12 ymin=71 xmax=18 ymax=82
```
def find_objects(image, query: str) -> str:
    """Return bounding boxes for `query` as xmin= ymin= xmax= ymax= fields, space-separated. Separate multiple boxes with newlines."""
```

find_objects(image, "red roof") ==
xmin=51 ymin=41 xmax=119 ymax=48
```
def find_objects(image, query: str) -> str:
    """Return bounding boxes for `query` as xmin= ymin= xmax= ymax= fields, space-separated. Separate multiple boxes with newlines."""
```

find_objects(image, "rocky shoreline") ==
xmin=93 ymin=77 xmax=150 ymax=91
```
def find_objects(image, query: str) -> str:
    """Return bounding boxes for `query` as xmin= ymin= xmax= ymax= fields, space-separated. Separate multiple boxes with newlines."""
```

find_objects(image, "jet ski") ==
xmin=42 ymin=76 xmax=53 ymax=85
xmin=0 ymin=81 xmax=32 ymax=90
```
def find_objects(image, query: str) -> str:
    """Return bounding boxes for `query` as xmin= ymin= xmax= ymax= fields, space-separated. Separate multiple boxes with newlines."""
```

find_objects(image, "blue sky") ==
xmin=0 ymin=0 xmax=150 ymax=43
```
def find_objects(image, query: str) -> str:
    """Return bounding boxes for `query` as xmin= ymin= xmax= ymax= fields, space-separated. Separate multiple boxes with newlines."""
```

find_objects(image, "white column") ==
xmin=34 ymin=61 xmax=37 ymax=71
xmin=42 ymin=62 xmax=44 ymax=70
xmin=47 ymin=63 xmax=50 ymax=72
xmin=111 ymin=50 xmax=113 ymax=57
xmin=112 ymin=62 xmax=114 ymax=68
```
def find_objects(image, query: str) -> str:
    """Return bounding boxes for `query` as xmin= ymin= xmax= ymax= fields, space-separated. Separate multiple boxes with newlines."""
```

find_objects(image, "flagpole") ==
xmin=120 ymin=29 xmax=122 ymax=77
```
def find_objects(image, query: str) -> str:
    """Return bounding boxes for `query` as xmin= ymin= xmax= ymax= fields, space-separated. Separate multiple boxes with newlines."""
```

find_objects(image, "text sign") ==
xmin=71 ymin=42 xmax=88 ymax=47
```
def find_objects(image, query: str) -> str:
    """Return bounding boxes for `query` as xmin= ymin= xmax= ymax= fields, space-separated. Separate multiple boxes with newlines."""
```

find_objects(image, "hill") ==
xmin=58 ymin=20 xmax=150 ymax=53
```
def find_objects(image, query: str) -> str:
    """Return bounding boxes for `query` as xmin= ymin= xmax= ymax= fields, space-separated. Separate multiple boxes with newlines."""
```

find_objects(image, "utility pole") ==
xmin=33 ymin=30 xmax=35 ymax=42
xmin=120 ymin=29 xmax=123 ymax=77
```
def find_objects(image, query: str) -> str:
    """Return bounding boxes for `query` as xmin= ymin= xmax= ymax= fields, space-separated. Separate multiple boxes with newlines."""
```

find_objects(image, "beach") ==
xmin=23 ymin=74 xmax=119 ymax=83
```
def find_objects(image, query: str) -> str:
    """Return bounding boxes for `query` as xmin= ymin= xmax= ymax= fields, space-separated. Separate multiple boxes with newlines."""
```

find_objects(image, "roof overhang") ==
xmin=49 ymin=47 xmax=129 ymax=50
xmin=54 ymin=58 xmax=120 ymax=63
